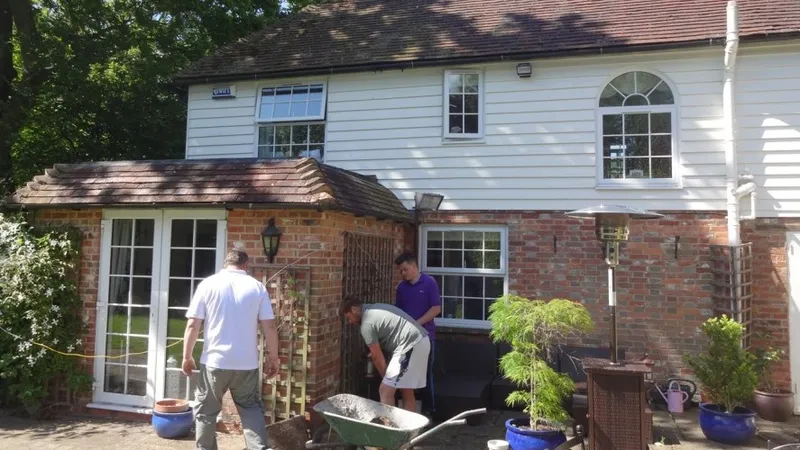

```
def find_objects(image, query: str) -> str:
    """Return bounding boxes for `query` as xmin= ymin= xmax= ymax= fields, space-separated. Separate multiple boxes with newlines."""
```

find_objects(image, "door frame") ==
xmin=788 ymin=231 xmax=800 ymax=414
xmin=94 ymin=210 xmax=164 ymax=407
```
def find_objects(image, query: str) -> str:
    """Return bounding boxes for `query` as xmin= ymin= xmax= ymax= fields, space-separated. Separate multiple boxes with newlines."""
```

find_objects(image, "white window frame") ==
xmin=255 ymin=81 xmax=328 ymax=124
xmin=595 ymin=70 xmax=682 ymax=189
xmin=419 ymin=224 xmax=508 ymax=329
xmin=256 ymin=121 xmax=326 ymax=161
xmin=443 ymin=69 xmax=485 ymax=140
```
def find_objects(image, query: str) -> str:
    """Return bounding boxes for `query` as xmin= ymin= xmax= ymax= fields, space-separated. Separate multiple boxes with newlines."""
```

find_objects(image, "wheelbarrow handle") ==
xmin=406 ymin=408 xmax=487 ymax=447
xmin=304 ymin=440 xmax=353 ymax=449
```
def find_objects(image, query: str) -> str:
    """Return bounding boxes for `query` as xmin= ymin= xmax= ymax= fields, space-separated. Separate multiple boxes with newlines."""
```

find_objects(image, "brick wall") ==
xmin=419 ymin=211 xmax=798 ymax=389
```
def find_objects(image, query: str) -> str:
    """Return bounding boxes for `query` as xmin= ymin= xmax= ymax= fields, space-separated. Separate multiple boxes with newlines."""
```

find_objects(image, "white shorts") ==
xmin=382 ymin=337 xmax=430 ymax=390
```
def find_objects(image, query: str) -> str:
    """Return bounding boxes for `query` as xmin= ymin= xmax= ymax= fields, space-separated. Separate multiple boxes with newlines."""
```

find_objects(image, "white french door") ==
xmin=788 ymin=232 xmax=800 ymax=415
xmin=93 ymin=210 xmax=226 ymax=408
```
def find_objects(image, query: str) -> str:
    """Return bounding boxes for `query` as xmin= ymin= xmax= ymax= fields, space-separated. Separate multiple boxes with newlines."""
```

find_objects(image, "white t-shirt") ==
xmin=186 ymin=268 xmax=274 ymax=370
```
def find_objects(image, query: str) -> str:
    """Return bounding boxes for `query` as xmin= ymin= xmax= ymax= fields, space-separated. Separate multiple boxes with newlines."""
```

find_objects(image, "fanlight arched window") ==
xmin=598 ymin=71 xmax=677 ymax=184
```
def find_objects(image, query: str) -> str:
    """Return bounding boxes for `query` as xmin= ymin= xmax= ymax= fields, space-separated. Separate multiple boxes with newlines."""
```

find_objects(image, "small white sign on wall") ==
xmin=212 ymin=85 xmax=236 ymax=99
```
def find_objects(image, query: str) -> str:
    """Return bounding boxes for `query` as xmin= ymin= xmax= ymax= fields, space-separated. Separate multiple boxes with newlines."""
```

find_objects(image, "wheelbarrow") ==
xmin=305 ymin=393 xmax=486 ymax=450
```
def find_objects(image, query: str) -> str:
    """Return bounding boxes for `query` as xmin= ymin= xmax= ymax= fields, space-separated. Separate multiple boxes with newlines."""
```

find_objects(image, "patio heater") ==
xmin=565 ymin=204 xmax=663 ymax=363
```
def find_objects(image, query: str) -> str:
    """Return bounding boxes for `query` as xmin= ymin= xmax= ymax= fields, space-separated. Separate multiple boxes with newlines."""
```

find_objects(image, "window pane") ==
xmin=443 ymin=275 xmax=462 ymax=296
xmin=651 ymin=113 xmax=671 ymax=133
xmin=636 ymin=72 xmax=662 ymax=95
xmin=443 ymin=250 xmax=462 ymax=268
xmin=275 ymin=87 xmax=291 ymax=98
xmin=290 ymin=102 xmax=307 ymax=117
xmin=485 ymin=232 xmax=501 ymax=250
xmin=465 ymin=74 xmax=479 ymax=93
xmin=275 ymin=145 xmax=291 ymax=158
xmin=448 ymin=74 xmax=463 ymax=93
xmin=292 ymin=125 xmax=309 ymax=144
xmin=131 ymin=278 xmax=151 ymax=306
xmin=624 ymin=136 xmax=649 ymax=157
xmin=168 ymin=309 xmax=188 ymax=339
xmin=273 ymin=102 xmax=290 ymax=117
xmin=107 ymin=306 xmax=128 ymax=333
xmin=603 ymin=115 xmax=622 ymax=135
xmin=604 ymin=159 xmax=624 ymax=179
xmin=309 ymin=85 xmax=324 ymax=101
xmin=127 ymin=367 xmax=147 ymax=396
xmin=261 ymin=87 xmax=275 ymax=99
xmin=623 ymin=94 xmax=648 ymax=106
xmin=599 ymin=85 xmax=623 ymax=107
xmin=464 ymin=115 xmax=479 ymax=134
xmin=652 ymin=158 xmax=672 ymax=178
xmin=258 ymin=145 xmax=273 ymax=158
xmin=134 ymin=220 xmax=154 ymax=247
xmin=426 ymin=249 xmax=443 ymax=267
xmin=603 ymin=136 xmax=624 ymax=157
xmin=307 ymin=100 xmax=323 ymax=116
xmin=129 ymin=307 xmax=150 ymax=335
xmin=464 ymin=250 xmax=483 ymax=268
xmin=444 ymin=231 xmax=462 ymax=249
xmin=258 ymin=127 xmax=274 ymax=146
xmin=651 ymin=135 xmax=672 ymax=156
xmin=464 ymin=276 xmax=483 ymax=298
xmin=310 ymin=124 xmax=325 ymax=143
xmin=259 ymin=103 xmax=274 ymax=119
xmin=169 ymin=279 xmax=192 ymax=308
xmin=464 ymin=231 xmax=482 ymax=250
xmin=649 ymin=82 xmax=674 ymax=105
xmin=292 ymin=85 xmax=309 ymax=102
xmin=448 ymin=114 xmax=463 ymax=134
xmin=442 ymin=297 xmax=462 ymax=319
xmin=464 ymin=94 xmax=478 ymax=113
xmin=195 ymin=220 xmax=217 ymax=248
xmin=610 ymin=72 xmax=635 ymax=96
xmin=170 ymin=249 xmax=193 ymax=278
xmin=485 ymin=251 xmax=501 ymax=269
xmin=624 ymin=114 xmax=649 ymax=134
xmin=485 ymin=299 xmax=495 ymax=321
xmin=449 ymin=94 xmax=463 ymax=113
xmin=128 ymin=337 xmax=149 ymax=365
xmin=464 ymin=298 xmax=484 ymax=320
xmin=112 ymin=220 xmax=133 ymax=246
xmin=485 ymin=277 xmax=504 ymax=299
xmin=305 ymin=146 xmax=324 ymax=160
xmin=194 ymin=250 xmax=217 ymax=278
xmin=427 ymin=231 xmax=443 ymax=248
xmin=110 ymin=248 xmax=132 ymax=275
xmin=109 ymin=277 xmax=130 ymax=305
xmin=171 ymin=220 xmax=194 ymax=247
xmin=627 ymin=158 xmax=650 ymax=178
xmin=104 ymin=364 xmax=125 ymax=393
xmin=132 ymin=249 xmax=152 ymax=276
xmin=275 ymin=126 xmax=291 ymax=145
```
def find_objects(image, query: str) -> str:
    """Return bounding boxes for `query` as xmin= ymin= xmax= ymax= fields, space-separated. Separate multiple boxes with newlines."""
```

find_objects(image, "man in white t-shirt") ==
xmin=182 ymin=248 xmax=280 ymax=450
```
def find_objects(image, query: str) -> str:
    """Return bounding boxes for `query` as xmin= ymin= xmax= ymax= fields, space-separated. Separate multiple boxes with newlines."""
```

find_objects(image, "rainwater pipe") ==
xmin=724 ymin=0 xmax=757 ymax=248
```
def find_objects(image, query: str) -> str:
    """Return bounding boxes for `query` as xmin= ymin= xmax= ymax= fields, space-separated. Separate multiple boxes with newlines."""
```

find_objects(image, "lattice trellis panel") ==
xmin=710 ymin=243 xmax=754 ymax=349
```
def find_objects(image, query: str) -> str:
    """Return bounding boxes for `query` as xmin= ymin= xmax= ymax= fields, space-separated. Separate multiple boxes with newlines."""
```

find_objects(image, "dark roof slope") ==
xmin=175 ymin=0 xmax=800 ymax=83
xmin=7 ymin=158 xmax=411 ymax=222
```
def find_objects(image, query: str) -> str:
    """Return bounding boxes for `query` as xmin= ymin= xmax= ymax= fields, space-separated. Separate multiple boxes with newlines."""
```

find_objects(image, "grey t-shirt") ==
xmin=360 ymin=303 xmax=429 ymax=355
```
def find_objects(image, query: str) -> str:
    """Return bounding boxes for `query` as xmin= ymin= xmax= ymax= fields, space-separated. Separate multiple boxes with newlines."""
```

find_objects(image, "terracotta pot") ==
xmin=700 ymin=391 xmax=711 ymax=404
xmin=753 ymin=389 xmax=795 ymax=422
xmin=154 ymin=398 xmax=190 ymax=414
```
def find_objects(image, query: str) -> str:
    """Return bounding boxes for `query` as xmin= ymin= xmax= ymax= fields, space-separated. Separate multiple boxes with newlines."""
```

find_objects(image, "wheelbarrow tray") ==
xmin=312 ymin=394 xmax=430 ymax=449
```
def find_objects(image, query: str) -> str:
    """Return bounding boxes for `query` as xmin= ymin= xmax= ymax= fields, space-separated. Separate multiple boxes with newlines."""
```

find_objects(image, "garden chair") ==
xmin=554 ymin=425 xmax=586 ymax=450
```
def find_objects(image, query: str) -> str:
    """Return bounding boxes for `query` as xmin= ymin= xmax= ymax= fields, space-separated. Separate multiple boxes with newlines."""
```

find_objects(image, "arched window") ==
xmin=598 ymin=71 xmax=677 ymax=184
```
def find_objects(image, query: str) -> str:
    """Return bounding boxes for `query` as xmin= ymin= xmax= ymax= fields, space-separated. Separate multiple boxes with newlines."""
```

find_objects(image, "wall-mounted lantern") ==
xmin=261 ymin=218 xmax=282 ymax=264
xmin=516 ymin=63 xmax=532 ymax=78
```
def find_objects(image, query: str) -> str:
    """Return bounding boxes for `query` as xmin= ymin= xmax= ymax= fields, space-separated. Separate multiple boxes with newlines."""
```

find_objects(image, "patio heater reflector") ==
xmin=566 ymin=205 xmax=663 ymax=364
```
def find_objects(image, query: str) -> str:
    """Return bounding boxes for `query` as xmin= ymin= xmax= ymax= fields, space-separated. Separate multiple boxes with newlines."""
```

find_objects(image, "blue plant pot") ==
xmin=699 ymin=403 xmax=756 ymax=445
xmin=152 ymin=409 xmax=194 ymax=439
xmin=504 ymin=418 xmax=566 ymax=450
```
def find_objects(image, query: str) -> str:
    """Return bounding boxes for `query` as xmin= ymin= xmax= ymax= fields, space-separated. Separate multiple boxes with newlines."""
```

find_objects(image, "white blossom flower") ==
xmin=66 ymin=345 xmax=75 ymax=353
xmin=27 ymin=355 xmax=36 ymax=366
xmin=52 ymin=338 xmax=59 ymax=345
xmin=50 ymin=304 xmax=60 ymax=312
xmin=18 ymin=341 xmax=32 ymax=352
xmin=45 ymin=288 xmax=54 ymax=297
xmin=75 ymin=339 xmax=82 ymax=346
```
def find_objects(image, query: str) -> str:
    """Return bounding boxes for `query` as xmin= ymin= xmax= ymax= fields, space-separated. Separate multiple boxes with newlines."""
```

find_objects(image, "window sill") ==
xmin=435 ymin=319 xmax=492 ymax=331
xmin=437 ymin=325 xmax=491 ymax=336
xmin=595 ymin=180 xmax=682 ymax=190
xmin=441 ymin=137 xmax=486 ymax=145
xmin=87 ymin=402 xmax=152 ymax=415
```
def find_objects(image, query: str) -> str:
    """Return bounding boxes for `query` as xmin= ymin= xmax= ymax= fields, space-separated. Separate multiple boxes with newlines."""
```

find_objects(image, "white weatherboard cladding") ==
xmin=184 ymin=44 xmax=800 ymax=216
xmin=735 ymin=44 xmax=800 ymax=218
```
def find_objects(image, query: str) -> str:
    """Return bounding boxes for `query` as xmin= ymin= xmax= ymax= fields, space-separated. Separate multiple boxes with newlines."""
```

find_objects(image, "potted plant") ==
xmin=752 ymin=347 xmax=795 ymax=422
xmin=684 ymin=315 xmax=759 ymax=445
xmin=489 ymin=295 xmax=593 ymax=450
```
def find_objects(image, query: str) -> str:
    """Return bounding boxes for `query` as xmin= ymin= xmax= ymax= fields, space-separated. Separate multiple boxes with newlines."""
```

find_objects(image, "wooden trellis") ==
xmin=710 ymin=243 xmax=754 ymax=349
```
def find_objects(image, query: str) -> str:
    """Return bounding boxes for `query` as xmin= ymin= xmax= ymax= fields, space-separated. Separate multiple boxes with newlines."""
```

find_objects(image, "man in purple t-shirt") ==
xmin=394 ymin=252 xmax=441 ymax=413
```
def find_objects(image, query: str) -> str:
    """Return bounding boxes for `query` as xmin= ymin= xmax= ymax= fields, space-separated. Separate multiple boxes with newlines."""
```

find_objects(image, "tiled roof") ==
xmin=175 ymin=0 xmax=800 ymax=83
xmin=7 ymin=158 xmax=412 ymax=222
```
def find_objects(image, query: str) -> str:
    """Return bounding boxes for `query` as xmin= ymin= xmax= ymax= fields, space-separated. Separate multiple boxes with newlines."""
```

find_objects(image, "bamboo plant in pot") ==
xmin=753 ymin=347 xmax=795 ymax=422
xmin=684 ymin=315 xmax=759 ymax=445
xmin=488 ymin=295 xmax=593 ymax=450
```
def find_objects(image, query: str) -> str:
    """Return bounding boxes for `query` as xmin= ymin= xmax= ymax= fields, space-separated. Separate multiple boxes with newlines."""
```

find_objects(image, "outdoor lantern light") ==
xmin=261 ymin=218 xmax=282 ymax=264
xmin=566 ymin=204 xmax=663 ymax=365
xmin=414 ymin=192 xmax=444 ymax=211
xmin=516 ymin=62 xmax=532 ymax=78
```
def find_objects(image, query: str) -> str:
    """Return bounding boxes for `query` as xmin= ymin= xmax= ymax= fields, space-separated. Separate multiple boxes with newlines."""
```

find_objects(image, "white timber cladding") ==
xmin=184 ymin=43 xmax=800 ymax=216
xmin=735 ymin=44 xmax=800 ymax=218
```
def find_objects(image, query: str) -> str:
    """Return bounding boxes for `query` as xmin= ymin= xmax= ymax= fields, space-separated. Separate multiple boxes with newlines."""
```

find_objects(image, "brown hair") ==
xmin=339 ymin=296 xmax=362 ymax=317
xmin=224 ymin=248 xmax=249 ymax=268
xmin=394 ymin=251 xmax=417 ymax=266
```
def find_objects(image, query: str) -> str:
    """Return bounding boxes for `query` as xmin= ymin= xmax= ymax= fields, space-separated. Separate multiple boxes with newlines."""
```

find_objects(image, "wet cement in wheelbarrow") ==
xmin=368 ymin=416 xmax=397 ymax=428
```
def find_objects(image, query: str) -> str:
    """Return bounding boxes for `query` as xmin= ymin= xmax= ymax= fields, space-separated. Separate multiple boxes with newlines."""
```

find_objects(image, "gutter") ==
xmin=172 ymin=32 xmax=800 ymax=86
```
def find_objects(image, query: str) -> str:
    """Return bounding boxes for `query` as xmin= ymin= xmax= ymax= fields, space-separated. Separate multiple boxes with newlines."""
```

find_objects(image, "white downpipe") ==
xmin=724 ymin=0 xmax=741 ymax=246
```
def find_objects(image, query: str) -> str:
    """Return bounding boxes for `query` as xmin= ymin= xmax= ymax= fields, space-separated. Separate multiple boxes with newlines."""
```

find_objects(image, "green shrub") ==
xmin=489 ymin=295 xmax=594 ymax=428
xmin=684 ymin=315 xmax=758 ymax=412
xmin=0 ymin=213 xmax=91 ymax=414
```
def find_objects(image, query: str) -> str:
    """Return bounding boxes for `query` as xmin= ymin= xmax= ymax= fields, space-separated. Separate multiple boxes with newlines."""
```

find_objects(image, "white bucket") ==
xmin=487 ymin=439 xmax=509 ymax=450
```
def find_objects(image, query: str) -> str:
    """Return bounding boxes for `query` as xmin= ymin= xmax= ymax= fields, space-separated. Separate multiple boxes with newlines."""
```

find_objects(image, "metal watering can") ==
xmin=655 ymin=380 xmax=690 ymax=413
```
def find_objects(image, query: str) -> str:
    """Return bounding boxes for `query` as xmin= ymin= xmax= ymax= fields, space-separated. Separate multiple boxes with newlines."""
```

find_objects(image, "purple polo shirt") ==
xmin=395 ymin=273 xmax=441 ymax=339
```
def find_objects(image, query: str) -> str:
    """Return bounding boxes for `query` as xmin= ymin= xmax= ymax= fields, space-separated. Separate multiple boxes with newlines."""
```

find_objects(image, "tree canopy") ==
xmin=1 ymin=0 xmax=314 ymax=195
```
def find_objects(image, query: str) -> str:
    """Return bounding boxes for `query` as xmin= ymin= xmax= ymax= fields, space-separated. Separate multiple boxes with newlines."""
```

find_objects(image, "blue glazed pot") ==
xmin=152 ymin=409 xmax=194 ymax=439
xmin=504 ymin=418 xmax=566 ymax=450
xmin=699 ymin=403 xmax=756 ymax=445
